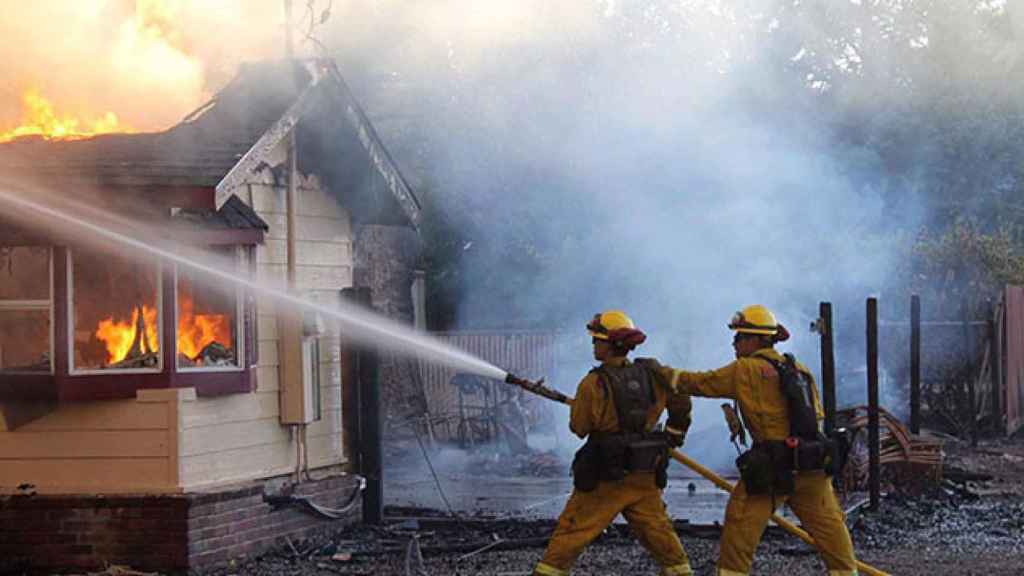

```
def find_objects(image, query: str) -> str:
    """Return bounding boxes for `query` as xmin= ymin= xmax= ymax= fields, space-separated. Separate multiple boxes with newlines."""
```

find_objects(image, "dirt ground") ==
xmin=194 ymin=435 xmax=1024 ymax=576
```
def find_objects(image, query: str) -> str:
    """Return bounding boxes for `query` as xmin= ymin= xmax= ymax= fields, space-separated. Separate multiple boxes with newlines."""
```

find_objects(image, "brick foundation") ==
xmin=0 ymin=474 xmax=362 ymax=574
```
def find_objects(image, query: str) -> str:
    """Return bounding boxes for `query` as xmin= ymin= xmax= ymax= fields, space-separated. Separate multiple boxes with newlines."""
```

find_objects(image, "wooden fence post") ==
xmin=820 ymin=302 xmax=836 ymax=436
xmin=867 ymin=298 xmax=880 ymax=510
xmin=910 ymin=295 xmax=921 ymax=435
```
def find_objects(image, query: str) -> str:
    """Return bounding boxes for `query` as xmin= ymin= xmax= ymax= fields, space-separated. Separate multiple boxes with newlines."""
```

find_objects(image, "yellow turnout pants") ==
xmin=533 ymin=472 xmax=692 ymax=576
xmin=718 ymin=471 xmax=858 ymax=576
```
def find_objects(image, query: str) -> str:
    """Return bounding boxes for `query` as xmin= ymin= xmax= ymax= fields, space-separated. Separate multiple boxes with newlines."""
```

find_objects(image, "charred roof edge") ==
xmin=213 ymin=60 xmax=325 ymax=209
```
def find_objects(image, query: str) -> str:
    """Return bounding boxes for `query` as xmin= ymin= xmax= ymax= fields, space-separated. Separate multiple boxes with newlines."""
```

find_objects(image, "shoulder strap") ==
xmin=767 ymin=353 xmax=820 ymax=439
xmin=590 ymin=365 xmax=610 ymax=395
xmin=634 ymin=357 xmax=669 ymax=394
xmin=592 ymin=364 xmax=654 ymax=433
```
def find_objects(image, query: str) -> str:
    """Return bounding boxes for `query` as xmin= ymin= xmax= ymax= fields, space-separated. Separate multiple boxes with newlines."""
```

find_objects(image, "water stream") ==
xmin=0 ymin=185 xmax=508 ymax=381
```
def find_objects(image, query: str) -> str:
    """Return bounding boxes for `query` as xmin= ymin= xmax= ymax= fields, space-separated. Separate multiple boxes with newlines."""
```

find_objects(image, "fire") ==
xmin=0 ymin=89 xmax=131 ymax=143
xmin=177 ymin=293 xmax=233 ymax=363
xmin=94 ymin=291 xmax=233 ymax=366
xmin=95 ymin=305 xmax=159 ymax=365
xmin=4 ymin=1 xmax=282 ymax=143
xmin=2 ymin=1 xmax=212 ymax=144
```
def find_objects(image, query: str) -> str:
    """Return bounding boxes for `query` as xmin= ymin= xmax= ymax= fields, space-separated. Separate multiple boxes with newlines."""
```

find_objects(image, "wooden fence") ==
xmin=417 ymin=330 xmax=561 ymax=443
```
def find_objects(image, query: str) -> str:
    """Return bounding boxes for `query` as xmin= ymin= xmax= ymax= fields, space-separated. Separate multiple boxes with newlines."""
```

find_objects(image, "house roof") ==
xmin=0 ymin=59 xmax=421 ymax=230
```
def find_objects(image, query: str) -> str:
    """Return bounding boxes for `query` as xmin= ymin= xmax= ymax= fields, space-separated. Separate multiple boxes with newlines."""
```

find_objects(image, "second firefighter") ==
xmin=533 ymin=310 xmax=694 ymax=576
xmin=650 ymin=305 xmax=859 ymax=576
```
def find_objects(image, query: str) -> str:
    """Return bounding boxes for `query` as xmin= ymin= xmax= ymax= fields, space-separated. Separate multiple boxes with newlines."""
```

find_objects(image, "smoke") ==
xmin=315 ymin=1 xmax=1018 ymax=466
xmin=311 ymin=1 xmax=942 ymax=457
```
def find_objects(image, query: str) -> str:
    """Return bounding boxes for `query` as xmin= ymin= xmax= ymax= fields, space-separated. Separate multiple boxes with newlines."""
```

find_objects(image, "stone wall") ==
xmin=351 ymin=224 xmax=426 ymax=426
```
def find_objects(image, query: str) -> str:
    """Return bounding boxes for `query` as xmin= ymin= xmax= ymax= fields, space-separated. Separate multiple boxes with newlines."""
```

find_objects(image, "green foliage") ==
xmin=909 ymin=221 xmax=1024 ymax=313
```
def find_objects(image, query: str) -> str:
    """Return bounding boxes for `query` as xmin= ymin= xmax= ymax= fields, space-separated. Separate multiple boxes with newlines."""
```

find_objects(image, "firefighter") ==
xmin=653 ymin=305 xmax=859 ymax=576
xmin=533 ymin=310 xmax=694 ymax=576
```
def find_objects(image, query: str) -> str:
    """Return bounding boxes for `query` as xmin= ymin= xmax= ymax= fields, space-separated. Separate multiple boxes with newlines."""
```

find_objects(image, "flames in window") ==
xmin=176 ymin=276 xmax=237 ymax=369
xmin=95 ymin=305 xmax=159 ymax=365
xmin=73 ymin=251 xmax=160 ymax=371
xmin=177 ymin=291 xmax=234 ymax=366
xmin=92 ymin=291 xmax=236 ymax=368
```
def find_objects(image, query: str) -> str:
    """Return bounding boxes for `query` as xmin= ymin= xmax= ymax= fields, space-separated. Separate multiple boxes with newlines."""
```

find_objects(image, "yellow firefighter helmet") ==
xmin=587 ymin=310 xmax=636 ymax=340
xmin=587 ymin=310 xmax=647 ymax=349
xmin=728 ymin=305 xmax=779 ymax=335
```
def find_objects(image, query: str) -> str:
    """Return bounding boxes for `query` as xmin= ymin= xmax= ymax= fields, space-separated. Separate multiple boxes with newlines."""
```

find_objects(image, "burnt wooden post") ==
xmin=819 ymin=302 xmax=837 ymax=435
xmin=340 ymin=294 xmax=361 ymax=469
xmin=867 ymin=297 xmax=881 ymax=510
xmin=359 ymin=335 xmax=382 ymax=524
xmin=962 ymin=296 xmax=977 ymax=446
xmin=343 ymin=287 xmax=383 ymax=524
xmin=910 ymin=295 xmax=921 ymax=435
xmin=990 ymin=298 xmax=1003 ymax=434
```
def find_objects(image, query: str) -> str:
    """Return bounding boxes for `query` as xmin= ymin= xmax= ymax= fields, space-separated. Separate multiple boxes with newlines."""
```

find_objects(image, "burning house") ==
xmin=0 ymin=59 xmax=420 ymax=572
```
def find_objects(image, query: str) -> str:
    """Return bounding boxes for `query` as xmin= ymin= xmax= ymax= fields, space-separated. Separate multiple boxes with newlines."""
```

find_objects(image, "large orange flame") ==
xmin=2 ymin=1 xmax=209 ymax=143
xmin=177 ymin=293 xmax=234 ymax=363
xmin=95 ymin=305 xmax=159 ymax=365
xmin=0 ymin=89 xmax=131 ymax=143
xmin=94 ymin=291 xmax=234 ymax=367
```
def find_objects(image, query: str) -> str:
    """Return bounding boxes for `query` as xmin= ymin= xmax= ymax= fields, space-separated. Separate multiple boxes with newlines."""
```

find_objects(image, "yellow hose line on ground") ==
xmin=669 ymin=449 xmax=890 ymax=576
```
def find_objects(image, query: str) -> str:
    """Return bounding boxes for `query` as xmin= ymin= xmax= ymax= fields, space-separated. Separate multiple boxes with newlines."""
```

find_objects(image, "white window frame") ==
xmin=0 ymin=246 xmax=54 ymax=375
xmin=303 ymin=336 xmax=323 ymax=422
xmin=173 ymin=250 xmax=245 ymax=374
xmin=67 ymin=249 xmax=164 ymax=376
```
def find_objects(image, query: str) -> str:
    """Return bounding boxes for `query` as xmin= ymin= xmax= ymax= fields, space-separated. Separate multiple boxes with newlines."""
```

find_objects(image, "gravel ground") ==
xmin=22 ymin=433 xmax=1020 ymax=575
xmin=197 ymin=489 xmax=1024 ymax=576
xmin=189 ymin=434 xmax=1024 ymax=576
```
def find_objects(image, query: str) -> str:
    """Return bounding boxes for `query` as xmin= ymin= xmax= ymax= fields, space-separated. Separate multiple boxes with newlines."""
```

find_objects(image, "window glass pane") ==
xmin=177 ymin=270 xmax=239 ymax=369
xmin=0 ymin=310 xmax=50 ymax=373
xmin=72 ymin=250 xmax=160 ymax=371
xmin=0 ymin=247 xmax=50 ymax=300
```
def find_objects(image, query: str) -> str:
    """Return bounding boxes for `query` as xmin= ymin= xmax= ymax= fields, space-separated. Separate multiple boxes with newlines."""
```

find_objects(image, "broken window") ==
xmin=70 ymin=249 xmax=161 ymax=372
xmin=176 ymin=261 xmax=241 ymax=371
xmin=0 ymin=247 xmax=52 ymax=373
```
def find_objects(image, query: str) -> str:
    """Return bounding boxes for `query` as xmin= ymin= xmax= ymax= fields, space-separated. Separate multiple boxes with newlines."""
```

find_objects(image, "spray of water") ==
xmin=0 ymin=185 xmax=508 ymax=382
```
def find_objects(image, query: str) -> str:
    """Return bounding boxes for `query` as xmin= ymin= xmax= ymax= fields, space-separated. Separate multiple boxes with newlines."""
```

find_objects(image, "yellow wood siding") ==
xmin=0 ymin=388 xmax=187 ymax=494
xmin=178 ymin=166 xmax=350 ymax=490
xmin=0 ymin=158 xmax=352 ymax=494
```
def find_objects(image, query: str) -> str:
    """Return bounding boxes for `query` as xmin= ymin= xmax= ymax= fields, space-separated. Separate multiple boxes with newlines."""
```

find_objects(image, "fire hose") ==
xmin=504 ymin=373 xmax=890 ymax=576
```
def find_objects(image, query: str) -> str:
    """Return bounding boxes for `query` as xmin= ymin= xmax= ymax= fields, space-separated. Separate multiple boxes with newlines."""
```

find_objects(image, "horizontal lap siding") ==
xmin=0 ymin=458 xmax=174 ymax=492
xmin=180 ymin=176 xmax=350 ymax=490
xmin=0 ymin=430 xmax=169 ymax=459
xmin=0 ymin=390 xmax=182 ymax=494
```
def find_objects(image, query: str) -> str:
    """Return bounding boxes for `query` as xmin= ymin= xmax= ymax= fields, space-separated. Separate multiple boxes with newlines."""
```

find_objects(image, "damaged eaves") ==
xmin=298 ymin=71 xmax=419 ymax=229
xmin=213 ymin=58 xmax=422 ymax=230
xmin=169 ymin=195 xmax=269 ymax=245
